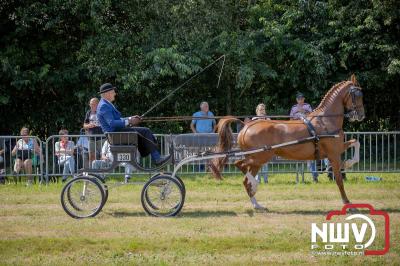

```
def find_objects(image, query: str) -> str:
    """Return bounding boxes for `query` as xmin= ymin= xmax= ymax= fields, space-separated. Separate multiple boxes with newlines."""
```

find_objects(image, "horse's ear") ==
xmin=350 ymin=74 xmax=359 ymax=86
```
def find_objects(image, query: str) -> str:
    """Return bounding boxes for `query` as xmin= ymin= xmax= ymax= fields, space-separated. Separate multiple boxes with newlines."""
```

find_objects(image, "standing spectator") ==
xmin=92 ymin=140 xmax=133 ymax=183
xmin=55 ymin=129 xmax=75 ymax=182
xmin=289 ymin=92 xmax=318 ymax=182
xmin=289 ymin=92 xmax=312 ymax=120
xmin=11 ymin=127 xmax=41 ymax=186
xmin=190 ymin=102 xmax=217 ymax=133
xmin=76 ymin=129 xmax=90 ymax=169
xmin=191 ymin=101 xmax=216 ymax=172
xmin=83 ymin=98 xmax=104 ymax=163
xmin=252 ymin=103 xmax=270 ymax=183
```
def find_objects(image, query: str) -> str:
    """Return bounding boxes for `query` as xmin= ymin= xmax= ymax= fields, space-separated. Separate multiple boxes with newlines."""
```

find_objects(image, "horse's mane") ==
xmin=313 ymin=80 xmax=351 ymax=113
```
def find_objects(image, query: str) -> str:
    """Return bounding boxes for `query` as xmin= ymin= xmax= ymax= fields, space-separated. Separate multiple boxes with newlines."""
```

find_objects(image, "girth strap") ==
xmin=301 ymin=117 xmax=320 ymax=160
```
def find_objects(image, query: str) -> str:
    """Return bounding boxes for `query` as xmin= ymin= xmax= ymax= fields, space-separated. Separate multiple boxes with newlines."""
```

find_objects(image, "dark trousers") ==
xmin=117 ymin=127 xmax=158 ymax=157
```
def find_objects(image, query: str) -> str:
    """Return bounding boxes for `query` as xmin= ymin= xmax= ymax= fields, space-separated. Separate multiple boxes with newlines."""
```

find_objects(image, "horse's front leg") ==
xmin=343 ymin=139 xmax=360 ymax=169
xmin=329 ymin=155 xmax=350 ymax=204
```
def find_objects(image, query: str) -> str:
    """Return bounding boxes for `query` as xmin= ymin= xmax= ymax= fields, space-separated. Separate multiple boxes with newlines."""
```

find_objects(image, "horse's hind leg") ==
xmin=239 ymin=154 xmax=273 ymax=210
xmin=243 ymin=164 xmax=265 ymax=210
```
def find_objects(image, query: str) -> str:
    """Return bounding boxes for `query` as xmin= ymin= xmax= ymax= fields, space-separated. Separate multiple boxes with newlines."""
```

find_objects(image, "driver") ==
xmin=96 ymin=83 xmax=170 ymax=166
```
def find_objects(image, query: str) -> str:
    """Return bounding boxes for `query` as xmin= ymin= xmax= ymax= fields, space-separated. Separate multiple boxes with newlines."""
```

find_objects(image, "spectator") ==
xmin=252 ymin=103 xmax=270 ymax=121
xmin=0 ymin=138 xmax=5 ymax=180
xmin=290 ymin=92 xmax=312 ymax=120
xmin=252 ymin=103 xmax=270 ymax=183
xmin=191 ymin=102 xmax=216 ymax=133
xmin=11 ymin=127 xmax=41 ymax=186
xmin=0 ymin=139 xmax=4 ymax=168
xmin=55 ymin=129 xmax=75 ymax=182
xmin=83 ymin=97 xmax=104 ymax=163
xmin=289 ymin=92 xmax=318 ymax=182
xmin=97 ymin=83 xmax=170 ymax=166
xmin=76 ymin=129 xmax=90 ymax=169
xmin=92 ymin=140 xmax=133 ymax=183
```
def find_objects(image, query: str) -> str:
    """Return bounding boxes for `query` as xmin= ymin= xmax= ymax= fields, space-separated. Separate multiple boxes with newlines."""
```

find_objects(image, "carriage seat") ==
xmin=106 ymin=132 xmax=138 ymax=146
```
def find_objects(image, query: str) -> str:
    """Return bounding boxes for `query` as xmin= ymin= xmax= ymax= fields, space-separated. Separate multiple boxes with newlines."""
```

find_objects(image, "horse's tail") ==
xmin=209 ymin=116 xmax=243 ymax=179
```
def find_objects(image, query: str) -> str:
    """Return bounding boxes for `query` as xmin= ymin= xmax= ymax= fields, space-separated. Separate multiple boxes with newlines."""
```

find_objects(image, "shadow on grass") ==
xmin=181 ymin=210 xmax=237 ymax=217
xmin=106 ymin=207 xmax=399 ymax=218
xmin=106 ymin=210 xmax=238 ymax=218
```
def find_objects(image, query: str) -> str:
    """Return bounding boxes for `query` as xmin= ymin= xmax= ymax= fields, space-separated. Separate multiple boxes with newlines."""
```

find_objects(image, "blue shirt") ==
xmin=192 ymin=111 xmax=216 ymax=133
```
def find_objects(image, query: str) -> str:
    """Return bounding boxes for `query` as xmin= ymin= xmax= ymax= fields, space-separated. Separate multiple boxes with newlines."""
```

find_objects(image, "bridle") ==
xmin=344 ymin=85 xmax=364 ymax=120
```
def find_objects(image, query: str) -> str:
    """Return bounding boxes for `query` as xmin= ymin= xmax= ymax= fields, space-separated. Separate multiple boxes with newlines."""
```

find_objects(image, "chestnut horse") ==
xmin=210 ymin=75 xmax=365 ymax=210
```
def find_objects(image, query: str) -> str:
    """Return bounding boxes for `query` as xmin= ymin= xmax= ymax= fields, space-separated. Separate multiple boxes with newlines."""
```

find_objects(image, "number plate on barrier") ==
xmin=117 ymin=153 xmax=131 ymax=162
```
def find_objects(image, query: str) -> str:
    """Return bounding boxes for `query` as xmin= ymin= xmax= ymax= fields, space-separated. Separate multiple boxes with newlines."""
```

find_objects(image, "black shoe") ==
xmin=154 ymin=154 xmax=171 ymax=166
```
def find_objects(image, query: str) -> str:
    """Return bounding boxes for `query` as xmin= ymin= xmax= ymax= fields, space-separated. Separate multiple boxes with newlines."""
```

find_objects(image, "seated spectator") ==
xmin=92 ymin=140 xmax=134 ymax=183
xmin=55 ymin=129 xmax=75 ymax=182
xmin=11 ymin=127 xmax=41 ymax=186
xmin=252 ymin=104 xmax=270 ymax=183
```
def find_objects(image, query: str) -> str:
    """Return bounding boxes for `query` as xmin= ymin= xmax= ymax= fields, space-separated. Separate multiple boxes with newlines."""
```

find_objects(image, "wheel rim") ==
xmin=62 ymin=178 xmax=103 ymax=218
xmin=144 ymin=178 xmax=183 ymax=216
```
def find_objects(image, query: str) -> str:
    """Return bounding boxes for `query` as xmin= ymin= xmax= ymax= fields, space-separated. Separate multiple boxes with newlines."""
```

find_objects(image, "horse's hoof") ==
xmin=253 ymin=205 xmax=268 ymax=212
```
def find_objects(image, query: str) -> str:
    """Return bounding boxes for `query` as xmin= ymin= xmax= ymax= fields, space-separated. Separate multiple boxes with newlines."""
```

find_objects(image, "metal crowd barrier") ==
xmin=0 ymin=136 xmax=44 ymax=184
xmin=166 ymin=132 xmax=400 ymax=176
xmin=343 ymin=132 xmax=400 ymax=172
xmin=1 ymin=132 xmax=399 ymax=184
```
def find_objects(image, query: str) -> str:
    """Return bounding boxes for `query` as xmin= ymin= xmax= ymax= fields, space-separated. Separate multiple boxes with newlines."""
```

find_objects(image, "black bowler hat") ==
xmin=296 ymin=92 xmax=305 ymax=99
xmin=99 ymin=83 xmax=116 ymax=94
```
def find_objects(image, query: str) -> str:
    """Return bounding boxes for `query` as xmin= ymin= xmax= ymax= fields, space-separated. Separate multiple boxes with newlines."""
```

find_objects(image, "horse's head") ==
xmin=343 ymin=74 xmax=365 ymax=122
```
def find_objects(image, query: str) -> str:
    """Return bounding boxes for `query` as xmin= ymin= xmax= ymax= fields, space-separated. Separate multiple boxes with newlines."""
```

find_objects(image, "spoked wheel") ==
xmin=61 ymin=176 xmax=105 ymax=219
xmin=141 ymin=174 xmax=185 ymax=217
xmin=147 ymin=172 xmax=186 ymax=198
xmin=78 ymin=173 xmax=109 ymax=205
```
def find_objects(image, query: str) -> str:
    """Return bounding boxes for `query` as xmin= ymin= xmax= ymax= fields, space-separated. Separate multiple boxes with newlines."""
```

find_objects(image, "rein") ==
xmin=141 ymin=113 xmax=349 ymax=123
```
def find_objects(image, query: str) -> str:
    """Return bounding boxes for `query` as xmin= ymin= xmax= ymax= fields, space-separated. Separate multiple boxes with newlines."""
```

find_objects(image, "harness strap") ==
xmin=301 ymin=117 xmax=320 ymax=160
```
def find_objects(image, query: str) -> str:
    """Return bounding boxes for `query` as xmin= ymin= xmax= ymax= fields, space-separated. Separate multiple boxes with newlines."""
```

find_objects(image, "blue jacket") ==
xmin=97 ymin=98 xmax=126 ymax=132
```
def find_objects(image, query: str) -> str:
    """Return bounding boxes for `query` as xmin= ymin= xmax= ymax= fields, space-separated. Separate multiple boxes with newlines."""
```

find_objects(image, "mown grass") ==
xmin=0 ymin=173 xmax=399 ymax=265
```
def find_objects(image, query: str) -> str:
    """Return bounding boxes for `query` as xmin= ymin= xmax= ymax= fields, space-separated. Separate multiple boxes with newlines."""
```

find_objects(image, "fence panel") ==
xmin=0 ymin=136 xmax=44 ymax=184
xmin=5 ymin=131 xmax=397 ymax=183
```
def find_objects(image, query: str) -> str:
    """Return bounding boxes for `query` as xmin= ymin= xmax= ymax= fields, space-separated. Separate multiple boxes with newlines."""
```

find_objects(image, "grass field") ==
xmin=0 ymin=173 xmax=399 ymax=265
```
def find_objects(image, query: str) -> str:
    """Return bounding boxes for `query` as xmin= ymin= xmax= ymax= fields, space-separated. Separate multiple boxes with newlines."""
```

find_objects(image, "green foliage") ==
xmin=0 ymin=0 xmax=399 ymax=137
